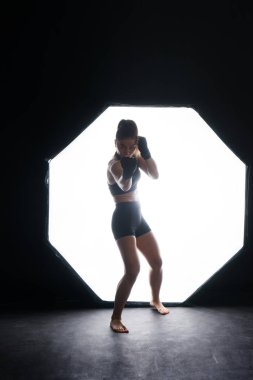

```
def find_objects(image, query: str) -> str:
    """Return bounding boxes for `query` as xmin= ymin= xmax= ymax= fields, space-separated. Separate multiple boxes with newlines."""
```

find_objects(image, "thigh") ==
xmin=116 ymin=236 xmax=140 ymax=272
xmin=136 ymin=231 xmax=162 ymax=268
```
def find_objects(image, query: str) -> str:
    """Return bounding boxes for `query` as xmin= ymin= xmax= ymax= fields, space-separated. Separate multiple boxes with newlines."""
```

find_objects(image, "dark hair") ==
xmin=116 ymin=119 xmax=138 ymax=140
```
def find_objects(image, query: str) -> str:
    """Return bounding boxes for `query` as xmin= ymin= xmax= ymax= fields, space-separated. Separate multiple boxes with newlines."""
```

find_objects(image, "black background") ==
xmin=2 ymin=1 xmax=253 ymax=309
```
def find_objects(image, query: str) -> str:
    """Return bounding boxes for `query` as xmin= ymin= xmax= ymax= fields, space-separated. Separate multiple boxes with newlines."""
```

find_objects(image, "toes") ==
xmin=150 ymin=302 xmax=170 ymax=315
xmin=158 ymin=306 xmax=169 ymax=315
xmin=119 ymin=324 xmax=129 ymax=333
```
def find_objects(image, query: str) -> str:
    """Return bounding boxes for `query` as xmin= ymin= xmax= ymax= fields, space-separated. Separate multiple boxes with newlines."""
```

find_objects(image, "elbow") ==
xmin=121 ymin=184 xmax=131 ymax=192
xmin=148 ymin=170 xmax=159 ymax=180
xmin=120 ymin=178 xmax=132 ymax=192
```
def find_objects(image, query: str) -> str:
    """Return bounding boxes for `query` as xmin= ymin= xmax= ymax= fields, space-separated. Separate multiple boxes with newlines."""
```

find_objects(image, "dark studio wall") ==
xmin=2 ymin=1 xmax=253 ymax=308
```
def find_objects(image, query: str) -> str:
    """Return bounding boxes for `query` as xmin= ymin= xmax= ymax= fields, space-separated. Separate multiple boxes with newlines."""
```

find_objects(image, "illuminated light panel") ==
xmin=48 ymin=106 xmax=246 ymax=303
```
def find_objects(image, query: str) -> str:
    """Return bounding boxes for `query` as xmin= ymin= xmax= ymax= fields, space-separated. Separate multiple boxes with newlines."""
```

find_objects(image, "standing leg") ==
xmin=137 ymin=231 xmax=169 ymax=315
xmin=111 ymin=235 xmax=140 ymax=333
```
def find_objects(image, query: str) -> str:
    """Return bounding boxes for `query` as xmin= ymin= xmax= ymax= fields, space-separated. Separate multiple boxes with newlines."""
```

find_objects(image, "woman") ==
xmin=107 ymin=119 xmax=169 ymax=333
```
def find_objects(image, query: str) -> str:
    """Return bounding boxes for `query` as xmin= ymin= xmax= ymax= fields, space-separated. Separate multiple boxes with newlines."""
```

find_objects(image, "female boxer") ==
xmin=107 ymin=119 xmax=169 ymax=333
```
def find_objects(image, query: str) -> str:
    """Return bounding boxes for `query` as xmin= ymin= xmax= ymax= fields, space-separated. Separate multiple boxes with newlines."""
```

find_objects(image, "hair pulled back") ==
xmin=116 ymin=119 xmax=138 ymax=140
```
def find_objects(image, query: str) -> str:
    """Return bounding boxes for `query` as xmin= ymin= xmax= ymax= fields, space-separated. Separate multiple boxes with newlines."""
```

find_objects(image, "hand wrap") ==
xmin=138 ymin=136 xmax=151 ymax=160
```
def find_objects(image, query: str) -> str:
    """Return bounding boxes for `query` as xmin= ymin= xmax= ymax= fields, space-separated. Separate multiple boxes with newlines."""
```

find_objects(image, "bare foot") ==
xmin=110 ymin=319 xmax=129 ymax=333
xmin=150 ymin=301 xmax=170 ymax=315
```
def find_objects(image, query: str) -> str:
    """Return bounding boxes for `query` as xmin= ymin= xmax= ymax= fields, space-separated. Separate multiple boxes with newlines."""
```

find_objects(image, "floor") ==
xmin=1 ymin=306 xmax=253 ymax=380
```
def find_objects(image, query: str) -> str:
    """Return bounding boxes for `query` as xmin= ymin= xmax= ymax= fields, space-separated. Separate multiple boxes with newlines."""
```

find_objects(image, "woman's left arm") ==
xmin=137 ymin=136 xmax=159 ymax=179
xmin=138 ymin=156 xmax=159 ymax=179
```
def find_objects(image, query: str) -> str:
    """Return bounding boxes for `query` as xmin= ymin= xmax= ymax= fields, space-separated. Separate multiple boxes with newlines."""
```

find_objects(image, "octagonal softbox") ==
xmin=48 ymin=106 xmax=246 ymax=303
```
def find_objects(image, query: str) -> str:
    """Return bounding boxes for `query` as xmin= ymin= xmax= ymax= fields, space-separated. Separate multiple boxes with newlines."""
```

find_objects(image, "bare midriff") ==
xmin=113 ymin=190 xmax=139 ymax=203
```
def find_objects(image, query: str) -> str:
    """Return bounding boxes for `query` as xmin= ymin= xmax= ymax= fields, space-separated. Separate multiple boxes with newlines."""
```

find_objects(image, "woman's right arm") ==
xmin=109 ymin=158 xmax=137 ymax=192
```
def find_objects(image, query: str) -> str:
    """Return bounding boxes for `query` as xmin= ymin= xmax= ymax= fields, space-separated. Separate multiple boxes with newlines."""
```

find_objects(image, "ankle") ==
xmin=151 ymin=299 xmax=161 ymax=305
xmin=111 ymin=314 xmax=121 ymax=321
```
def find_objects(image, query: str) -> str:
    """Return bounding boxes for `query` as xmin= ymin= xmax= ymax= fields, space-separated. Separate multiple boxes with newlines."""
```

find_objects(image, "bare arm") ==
xmin=138 ymin=155 xmax=159 ymax=179
xmin=109 ymin=160 xmax=133 ymax=191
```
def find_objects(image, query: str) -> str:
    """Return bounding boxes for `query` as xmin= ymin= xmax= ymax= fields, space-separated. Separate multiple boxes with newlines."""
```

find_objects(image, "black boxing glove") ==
xmin=138 ymin=136 xmax=151 ymax=160
xmin=120 ymin=157 xmax=137 ymax=179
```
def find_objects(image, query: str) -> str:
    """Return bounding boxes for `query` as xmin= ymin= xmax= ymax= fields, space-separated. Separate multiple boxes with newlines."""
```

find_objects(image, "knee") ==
xmin=152 ymin=256 xmax=163 ymax=271
xmin=125 ymin=264 xmax=140 ymax=282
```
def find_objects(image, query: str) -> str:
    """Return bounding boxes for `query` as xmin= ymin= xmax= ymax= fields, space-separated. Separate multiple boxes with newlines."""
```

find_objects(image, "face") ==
xmin=115 ymin=138 xmax=138 ymax=158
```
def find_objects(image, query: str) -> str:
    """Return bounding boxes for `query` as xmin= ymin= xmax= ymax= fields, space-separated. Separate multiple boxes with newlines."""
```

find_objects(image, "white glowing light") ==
xmin=48 ymin=106 xmax=246 ymax=303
